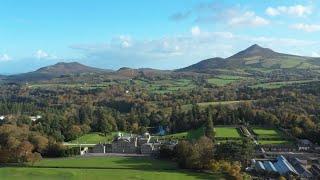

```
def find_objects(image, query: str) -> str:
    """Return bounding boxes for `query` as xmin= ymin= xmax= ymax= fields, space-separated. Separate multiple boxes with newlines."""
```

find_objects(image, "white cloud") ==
xmin=266 ymin=7 xmax=280 ymax=16
xmin=228 ymin=11 xmax=269 ymax=27
xmin=0 ymin=54 xmax=11 ymax=61
xmin=70 ymin=29 xmax=318 ymax=70
xmin=35 ymin=50 xmax=49 ymax=59
xmin=266 ymin=5 xmax=312 ymax=17
xmin=291 ymin=23 xmax=320 ymax=32
xmin=191 ymin=26 xmax=201 ymax=36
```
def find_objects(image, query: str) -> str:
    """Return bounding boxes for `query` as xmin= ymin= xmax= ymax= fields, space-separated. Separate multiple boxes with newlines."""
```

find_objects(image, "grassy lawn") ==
xmin=252 ymin=128 xmax=282 ymax=139
xmin=214 ymin=127 xmax=241 ymax=138
xmin=68 ymin=132 xmax=127 ymax=144
xmin=252 ymin=127 xmax=292 ymax=145
xmin=0 ymin=168 xmax=226 ymax=180
xmin=157 ymin=127 xmax=205 ymax=141
xmin=0 ymin=157 xmax=226 ymax=180
xmin=35 ymin=156 xmax=177 ymax=169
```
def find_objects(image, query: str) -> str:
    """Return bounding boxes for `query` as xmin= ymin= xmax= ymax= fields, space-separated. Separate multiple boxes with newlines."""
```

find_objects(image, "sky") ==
xmin=1 ymin=0 xmax=320 ymax=74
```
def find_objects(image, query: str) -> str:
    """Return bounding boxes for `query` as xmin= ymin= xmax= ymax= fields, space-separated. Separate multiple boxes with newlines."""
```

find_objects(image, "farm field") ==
xmin=144 ymin=79 xmax=197 ymax=94
xmin=207 ymin=75 xmax=246 ymax=86
xmin=250 ymin=79 xmax=319 ymax=89
xmin=28 ymin=82 xmax=117 ymax=89
xmin=0 ymin=157 xmax=226 ymax=180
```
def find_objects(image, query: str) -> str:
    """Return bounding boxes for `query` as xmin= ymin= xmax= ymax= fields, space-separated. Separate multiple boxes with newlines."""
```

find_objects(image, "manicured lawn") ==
xmin=0 ymin=168 xmax=225 ymax=180
xmin=0 ymin=157 xmax=226 ymax=180
xmin=215 ymin=127 xmax=241 ymax=138
xmin=252 ymin=127 xmax=292 ymax=145
xmin=35 ymin=156 xmax=177 ymax=170
xmin=252 ymin=128 xmax=282 ymax=139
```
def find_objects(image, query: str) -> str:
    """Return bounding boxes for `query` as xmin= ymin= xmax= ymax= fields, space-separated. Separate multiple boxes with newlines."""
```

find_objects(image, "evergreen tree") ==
xmin=205 ymin=108 xmax=215 ymax=140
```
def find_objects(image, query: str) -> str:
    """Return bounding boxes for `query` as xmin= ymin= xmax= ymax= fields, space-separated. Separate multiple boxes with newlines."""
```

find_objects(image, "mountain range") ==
xmin=3 ymin=44 xmax=320 ymax=82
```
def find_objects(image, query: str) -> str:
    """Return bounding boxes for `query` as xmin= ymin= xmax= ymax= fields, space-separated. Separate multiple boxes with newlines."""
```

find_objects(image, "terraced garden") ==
xmin=251 ymin=127 xmax=292 ymax=145
xmin=155 ymin=127 xmax=205 ymax=141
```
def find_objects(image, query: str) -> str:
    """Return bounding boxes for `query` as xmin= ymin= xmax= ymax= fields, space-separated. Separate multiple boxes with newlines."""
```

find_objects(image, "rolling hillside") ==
xmin=178 ymin=44 xmax=320 ymax=73
xmin=6 ymin=62 xmax=112 ymax=82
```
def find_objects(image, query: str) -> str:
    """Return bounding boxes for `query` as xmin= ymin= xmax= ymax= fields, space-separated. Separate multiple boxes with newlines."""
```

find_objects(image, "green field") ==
xmin=252 ymin=127 xmax=292 ymax=145
xmin=215 ymin=127 xmax=241 ymax=138
xmin=250 ymin=79 xmax=319 ymax=89
xmin=178 ymin=100 xmax=253 ymax=112
xmin=252 ymin=128 xmax=282 ymax=139
xmin=207 ymin=75 xmax=249 ymax=86
xmin=68 ymin=132 xmax=127 ymax=144
xmin=145 ymin=79 xmax=197 ymax=94
xmin=158 ymin=126 xmax=242 ymax=142
xmin=0 ymin=157 xmax=226 ymax=180
xmin=156 ymin=127 xmax=205 ymax=141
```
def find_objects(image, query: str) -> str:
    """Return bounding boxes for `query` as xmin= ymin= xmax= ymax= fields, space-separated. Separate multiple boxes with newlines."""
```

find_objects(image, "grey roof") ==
xmin=274 ymin=156 xmax=298 ymax=175
xmin=263 ymin=161 xmax=277 ymax=172
xmin=256 ymin=161 xmax=265 ymax=171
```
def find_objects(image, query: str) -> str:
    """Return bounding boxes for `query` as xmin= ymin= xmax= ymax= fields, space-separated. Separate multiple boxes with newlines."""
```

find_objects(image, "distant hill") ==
xmin=6 ymin=62 xmax=112 ymax=82
xmin=114 ymin=67 xmax=171 ymax=78
xmin=178 ymin=44 xmax=320 ymax=73
xmin=178 ymin=57 xmax=226 ymax=73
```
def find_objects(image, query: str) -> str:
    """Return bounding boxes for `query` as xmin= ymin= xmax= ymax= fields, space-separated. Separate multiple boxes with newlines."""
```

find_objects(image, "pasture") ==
xmin=0 ymin=157 xmax=226 ymax=180
xmin=207 ymin=75 xmax=250 ymax=86
xmin=250 ymin=79 xmax=319 ymax=89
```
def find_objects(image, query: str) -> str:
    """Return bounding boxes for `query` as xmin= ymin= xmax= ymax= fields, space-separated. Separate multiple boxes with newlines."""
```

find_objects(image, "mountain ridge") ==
xmin=3 ymin=44 xmax=320 ymax=82
xmin=178 ymin=44 xmax=319 ymax=72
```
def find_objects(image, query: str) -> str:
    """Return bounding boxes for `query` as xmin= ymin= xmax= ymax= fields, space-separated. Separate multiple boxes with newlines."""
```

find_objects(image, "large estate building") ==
xmin=87 ymin=132 xmax=162 ymax=155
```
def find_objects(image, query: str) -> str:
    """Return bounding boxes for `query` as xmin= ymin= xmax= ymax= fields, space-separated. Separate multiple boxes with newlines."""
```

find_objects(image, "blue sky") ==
xmin=0 ymin=0 xmax=320 ymax=74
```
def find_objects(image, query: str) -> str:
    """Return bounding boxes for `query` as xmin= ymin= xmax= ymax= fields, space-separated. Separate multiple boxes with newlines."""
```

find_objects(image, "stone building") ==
xmin=87 ymin=132 xmax=165 ymax=155
xmin=111 ymin=133 xmax=137 ymax=153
